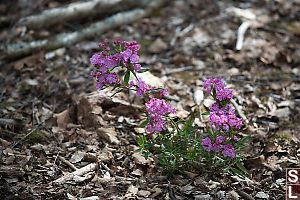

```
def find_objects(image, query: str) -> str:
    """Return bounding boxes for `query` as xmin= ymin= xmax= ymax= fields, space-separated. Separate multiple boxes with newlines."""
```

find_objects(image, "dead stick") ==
xmin=2 ymin=9 xmax=145 ymax=59
xmin=52 ymin=152 xmax=59 ymax=174
xmin=17 ymin=0 xmax=149 ymax=29
xmin=11 ymin=124 xmax=41 ymax=148
xmin=58 ymin=155 xmax=78 ymax=171
xmin=1 ymin=0 xmax=171 ymax=59
xmin=236 ymin=21 xmax=250 ymax=50
xmin=53 ymin=162 xmax=98 ymax=184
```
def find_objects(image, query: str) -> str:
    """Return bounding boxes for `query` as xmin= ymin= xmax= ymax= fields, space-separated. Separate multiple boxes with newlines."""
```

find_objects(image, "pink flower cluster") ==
xmin=91 ymin=40 xmax=173 ymax=134
xmin=201 ymin=136 xmax=236 ymax=158
xmin=90 ymin=40 xmax=142 ymax=89
xmin=129 ymin=79 xmax=168 ymax=97
xmin=145 ymin=98 xmax=176 ymax=133
xmin=209 ymin=103 xmax=242 ymax=132
xmin=203 ymin=77 xmax=226 ymax=94
xmin=90 ymin=71 xmax=121 ymax=89
xmin=202 ymin=77 xmax=243 ymax=159
xmin=90 ymin=52 xmax=120 ymax=73
xmin=204 ymin=77 xmax=233 ymax=101
xmin=116 ymin=40 xmax=141 ymax=71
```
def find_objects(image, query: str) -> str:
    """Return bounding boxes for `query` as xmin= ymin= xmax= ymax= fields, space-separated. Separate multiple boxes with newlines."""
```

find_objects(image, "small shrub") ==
xmin=90 ymin=39 xmax=249 ymax=177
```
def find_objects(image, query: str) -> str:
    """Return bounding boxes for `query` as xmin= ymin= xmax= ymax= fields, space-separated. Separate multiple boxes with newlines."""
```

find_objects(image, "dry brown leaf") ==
xmin=148 ymin=38 xmax=168 ymax=53
xmin=53 ymin=109 xmax=72 ymax=129
xmin=97 ymin=128 xmax=120 ymax=145
xmin=132 ymin=152 xmax=152 ymax=165
xmin=70 ymin=151 xmax=85 ymax=163
xmin=244 ymin=155 xmax=265 ymax=169
xmin=137 ymin=190 xmax=151 ymax=197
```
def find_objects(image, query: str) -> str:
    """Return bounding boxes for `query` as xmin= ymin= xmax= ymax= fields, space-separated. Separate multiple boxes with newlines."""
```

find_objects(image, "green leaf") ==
xmin=201 ymin=111 xmax=210 ymax=115
xmin=134 ymin=148 xmax=143 ymax=153
xmin=124 ymin=70 xmax=130 ymax=85
xmin=185 ymin=113 xmax=195 ymax=133
xmin=224 ymin=167 xmax=230 ymax=172
xmin=238 ymin=135 xmax=250 ymax=144
xmin=111 ymin=88 xmax=123 ymax=97
xmin=230 ymin=167 xmax=245 ymax=179
xmin=138 ymin=134 xmax=146 ymax=146
xmin=143 ymin=152 xmax=150 ymax=160
xmin=139 ymin=118 xmax=150 ymax=128
xmin=137 ymin=68 xmax=149 ymax=73
xmin=206 ymin=128 xmax=213 ymax=138
xmin=236 ymin=161 xmax=248 ymax=174
xmin=215 ymin=156 xmax=225 ymax=162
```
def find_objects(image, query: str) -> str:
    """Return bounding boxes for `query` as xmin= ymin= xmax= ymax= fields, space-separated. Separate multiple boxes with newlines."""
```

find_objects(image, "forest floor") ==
xmin=0 ymin=0 xmax=300 ymax=199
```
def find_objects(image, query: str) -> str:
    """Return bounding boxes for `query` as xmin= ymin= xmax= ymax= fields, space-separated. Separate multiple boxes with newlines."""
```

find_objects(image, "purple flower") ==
xmin=90 ymin=54 xmax=101 ymax=66
xmin=159 ymin=88 xmax=167 ymax=97
xmin=146 ymin=98 xmax=175 ymax=116
xmin=222 ymin=147 xmax=236 ymax=158
xmin=213 ymin=77 xmax=226 ymax=91
xmin=121 ymin=49 xmax=132 ymax=62
xmin=130 ymin=53 xmax=139 ymax=64
xmin=90 ymin=52 xmax=120 ymax=74
xmin=215 ymin=136 xmax=225 ymax=144
xmin=132 ymin=45 xmax=140 ymax=51
xmin=211 ymin=143 xmax=222 ymax=152
xmin=128 ymin=80 xmax=134 ymax=88
xmin=203 ymin=77 xmax=225 ymax=94
xmin=233 ymin=135 xmax=237 ymax=141
xmin=136 ymin=79 xmax=150 ymax=96
xmin=145 ymin=98 xmax=176 ymax=133
xmin=96 ymin=82 xmax=104 ymax=90
xmin=216 ymin=88 xmax=233 ymax=101
xmin=146 ymin=123 xmax=163 ymax=133
xmin=201 ymin=137 xmax=212 ymax=152
xmin=105 ymin=73 xmax=119 ymax=84
xmin=210 ymin=102 xmax=221 ymax=112
xmin=133 ymin=64 xmax=141 ymax=71
xmin=208 ymin=100 xmax=242 ymax=132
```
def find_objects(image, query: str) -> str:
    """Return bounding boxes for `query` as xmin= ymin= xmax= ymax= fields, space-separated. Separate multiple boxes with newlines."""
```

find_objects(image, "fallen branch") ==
xmin=53 ymin=162 xmax=98 ymax=184
xmin=17 ymin=0 xmax=149 ymax=29
xmin=2 ymin=9 xmax=144 ymax=59
xmin=58 ymin=155 xmax=78 ymax=171
xmin=1 ymin=0 xmax=170 ymax=59
xmin=236 ymin=21 xmax=250 ymax=50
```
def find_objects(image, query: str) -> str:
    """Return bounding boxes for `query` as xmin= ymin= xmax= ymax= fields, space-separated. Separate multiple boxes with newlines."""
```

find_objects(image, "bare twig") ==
xmin=101 ymin=163 xmax=110 ymax=171
xmin=162 ymin=66 xmax=194 ymax=75
xmin=52 ymin=152 xmax=60 ymax=174
xmin=58 ymin=155 xmax=78 ymax=171
xmin=0 ymin=165 xmax=25 ymax=177
xmin=11 ymin=124 xmax=41 ymax=148
xmin=40 ymin=123 xmax=61 ymax=146
xmin=170 ymin=24 xmax=194 ymax=46
xmin=53 ymin=163 xmax=98 ymax=184
xmin=236 ymin=21 xmax=250 ymax=50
